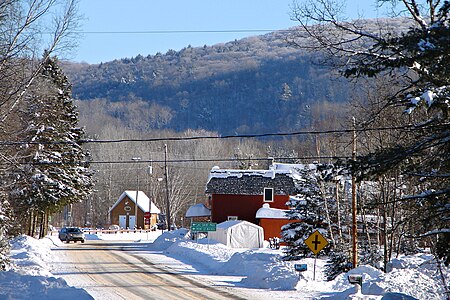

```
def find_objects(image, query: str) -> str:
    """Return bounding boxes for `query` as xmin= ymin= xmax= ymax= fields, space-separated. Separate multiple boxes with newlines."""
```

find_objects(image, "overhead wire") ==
xmin=16 ymin=155 xmax=350 ymax=166
xmin=0 ymin=124 xmax=428 ymax=146
xmin=67 ymin=29 xmax=295 ymax=35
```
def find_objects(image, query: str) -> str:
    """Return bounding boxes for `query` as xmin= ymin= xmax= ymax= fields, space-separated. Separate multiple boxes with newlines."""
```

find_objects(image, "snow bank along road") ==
xmin=50 ymin=240 xmax=247 ymax=300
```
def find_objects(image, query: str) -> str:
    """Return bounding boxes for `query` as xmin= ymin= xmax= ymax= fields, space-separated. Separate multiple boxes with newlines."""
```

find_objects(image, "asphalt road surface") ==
xmin=51 ymin=240 xmax=247 ymax=300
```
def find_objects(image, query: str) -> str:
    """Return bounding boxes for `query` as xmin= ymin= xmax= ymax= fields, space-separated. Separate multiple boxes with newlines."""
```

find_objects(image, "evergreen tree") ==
xmin=280 ymin=83 xmax=293 ymax=100
xmin=0 ymin=192 xmax=12 ymax=270
xmin=291 ymin=0 xmax=450 ymax=265
xmin=11 ymin=55 xmax=94 ymax=237
xmin=324 ymin=243 xmax=352 ymax=281
xmin=282 ymin=164 xmax=333 ymax=260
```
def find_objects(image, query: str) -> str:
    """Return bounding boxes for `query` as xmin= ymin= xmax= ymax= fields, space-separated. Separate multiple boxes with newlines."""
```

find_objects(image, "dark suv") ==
xmin=58 ymin=227 xmax=85 ymax=243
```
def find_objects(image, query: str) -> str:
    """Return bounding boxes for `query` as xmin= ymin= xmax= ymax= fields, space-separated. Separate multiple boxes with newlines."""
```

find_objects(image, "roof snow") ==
xmin=207 ymin=163 xmax=316 ymax=183
xmin=206 ymin=163 xmax=323 ymax=195
xmin=215 ymin=220 xmax=262 ymax=230
xmin=255 ymin=203 xmax=289 ymax=219
xmin=185 ymin=203 xmax=211 ymax=218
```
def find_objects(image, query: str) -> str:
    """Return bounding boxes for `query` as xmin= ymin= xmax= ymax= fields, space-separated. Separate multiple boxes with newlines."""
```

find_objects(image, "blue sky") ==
xmin=72 ymin=1 xmax=380 ymax=64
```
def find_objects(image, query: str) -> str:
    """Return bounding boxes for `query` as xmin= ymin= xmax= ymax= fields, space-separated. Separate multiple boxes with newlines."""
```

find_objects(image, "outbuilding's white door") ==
xmin=119 ymin=215 xmax=126 ymax=228
xmin=128 ymin=215 xmax=136 ymax=229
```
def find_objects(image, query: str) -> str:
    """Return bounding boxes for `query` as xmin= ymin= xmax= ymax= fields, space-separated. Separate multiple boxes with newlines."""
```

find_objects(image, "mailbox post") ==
xmin=348 ymin=274 xmax=363 ymax=294
xmin=294 ymin=264 xmax=307 ymax=278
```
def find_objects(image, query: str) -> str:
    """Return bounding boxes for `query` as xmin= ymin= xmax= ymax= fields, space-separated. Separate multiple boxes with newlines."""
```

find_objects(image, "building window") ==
xmin=228 ymin=216 xmax=238 ymax=221
xmin=264 ymin=188 xmax=274 ymax=202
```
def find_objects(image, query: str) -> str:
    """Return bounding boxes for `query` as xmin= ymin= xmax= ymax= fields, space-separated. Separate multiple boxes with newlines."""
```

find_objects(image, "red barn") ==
xmin=205 ymin=163 xmax=305 ymax=239
xmin=256 ymin=203 xmax=299 ymax=241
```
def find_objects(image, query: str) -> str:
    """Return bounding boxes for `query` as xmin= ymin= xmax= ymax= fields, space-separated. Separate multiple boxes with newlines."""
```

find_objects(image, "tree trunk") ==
xmin=382 ymin=177 xmax=389 ymax=272
xmin=38 ymin=212 xmax=44 ymax=239
xmin=335 ymin=181 xmax=343 ymax=243
xmin=27 ymin=211 xmax=33 ymax=236
xmin=31 ymin=211 xmax=38 ymax=238
xmin=322 ymin=183 xmax=335 ymax=246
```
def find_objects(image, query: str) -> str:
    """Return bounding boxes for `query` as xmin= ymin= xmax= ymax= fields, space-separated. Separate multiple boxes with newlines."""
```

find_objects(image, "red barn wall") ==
xmin=258 ymin=218 xmax=300 ymax=240
xmin=211 ymin=194 xmax=290 ymax=224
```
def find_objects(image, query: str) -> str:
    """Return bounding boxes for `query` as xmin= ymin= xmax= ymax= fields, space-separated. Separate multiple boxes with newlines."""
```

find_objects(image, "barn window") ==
xmin=264 ymin=188 xmax=274 ymax=202
xmin=228 ymin=216 xmax=238 ymax=221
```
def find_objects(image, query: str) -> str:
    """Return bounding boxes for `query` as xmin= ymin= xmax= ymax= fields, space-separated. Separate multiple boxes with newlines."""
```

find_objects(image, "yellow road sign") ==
xmin=304 ymin=230 xmax=328 ymax=255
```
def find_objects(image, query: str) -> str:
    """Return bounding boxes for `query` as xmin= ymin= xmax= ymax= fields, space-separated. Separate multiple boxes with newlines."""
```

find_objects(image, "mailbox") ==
xmin=294 ymin=264 xmax=308 ymax=272
xmin=348 ymin=274 xmax=363 ymax=286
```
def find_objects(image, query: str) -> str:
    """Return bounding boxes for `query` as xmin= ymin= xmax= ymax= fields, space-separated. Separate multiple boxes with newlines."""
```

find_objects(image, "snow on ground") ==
xmin=0 ymin=235 xmax=92 ymax=299
xmin=1 ymin=229 xmax=448 ymax=300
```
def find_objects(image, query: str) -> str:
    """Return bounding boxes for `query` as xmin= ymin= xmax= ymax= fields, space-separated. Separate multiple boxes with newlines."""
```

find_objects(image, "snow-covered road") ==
xmin=2 ymin=230 xmax=448 ymax=299
xmin=50 ymin=240 xmax=247 ymax=300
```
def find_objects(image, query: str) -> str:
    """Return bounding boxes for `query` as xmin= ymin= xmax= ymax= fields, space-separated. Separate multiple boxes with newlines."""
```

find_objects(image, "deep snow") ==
xmin=1 ymin=230 xmax=448 ymax=299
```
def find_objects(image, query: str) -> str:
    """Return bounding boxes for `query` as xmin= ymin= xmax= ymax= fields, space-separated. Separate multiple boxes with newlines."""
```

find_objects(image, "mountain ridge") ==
xmin=62 ymin=21 xmax=407 ymax=135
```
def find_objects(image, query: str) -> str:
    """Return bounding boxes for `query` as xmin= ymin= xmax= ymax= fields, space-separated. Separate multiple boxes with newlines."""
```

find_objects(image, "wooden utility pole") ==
xmin=351 ymin=117 xmax=358 ymax=268
xmin=164 ymin=144 xmax=171 ymax=231
xmin=132 ymin=157 xmax=141 ymax=229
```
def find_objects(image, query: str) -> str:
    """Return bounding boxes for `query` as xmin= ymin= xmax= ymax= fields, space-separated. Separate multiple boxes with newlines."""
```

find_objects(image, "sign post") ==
xmin=190 ymin=222 xmax=217 ymax=249
xmin=304 ymin=230 xmax=328 ymax=280
xmin=144 ymin=211 xmax=151 ymax=239
xmin=294 ymin=263 xmax=308 ymax=278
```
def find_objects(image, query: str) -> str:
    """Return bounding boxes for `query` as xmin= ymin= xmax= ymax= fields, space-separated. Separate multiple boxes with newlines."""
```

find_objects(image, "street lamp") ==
xmin=132 ymin=157 xmax=141 ymax=229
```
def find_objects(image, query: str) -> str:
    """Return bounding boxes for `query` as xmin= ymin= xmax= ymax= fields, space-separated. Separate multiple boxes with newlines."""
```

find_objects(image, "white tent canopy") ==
xmin=208 ymin=220 xmax=264 ymax=248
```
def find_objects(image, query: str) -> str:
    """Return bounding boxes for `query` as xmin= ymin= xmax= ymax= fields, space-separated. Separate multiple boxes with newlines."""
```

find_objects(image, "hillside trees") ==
xmin=350 ymin=77 xmax=421 ymax=271
xmin=63 ymin=35 xmax=354 ymax=135
xmin=291 ymin=0 xmax=449 ymax=265
xmin=77 ymin=125 xmax=241 ymax=229
xmin=10 ymin=56 xmax=93 ymax=237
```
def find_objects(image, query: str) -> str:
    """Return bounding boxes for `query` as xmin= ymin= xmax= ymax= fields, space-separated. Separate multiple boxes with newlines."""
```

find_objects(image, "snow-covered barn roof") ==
xmin=185 ymin=203 xmax=211 ymax=218
xmin=205 ymin=163 xmax=317 ymax=195
xmin=109 ymin=191 xmax=161 ymax=214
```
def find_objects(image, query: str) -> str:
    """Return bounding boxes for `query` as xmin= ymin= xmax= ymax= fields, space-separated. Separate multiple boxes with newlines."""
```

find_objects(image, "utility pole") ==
xmin=164 ymin=144 xmax=171 ymax=231
xmin=147 ymin=161 xmax=153 ymax=239
xmin=351 ymin=117 xmax=358 ymax=268
xmin=132 ymin=157 xmax=141 ymax=229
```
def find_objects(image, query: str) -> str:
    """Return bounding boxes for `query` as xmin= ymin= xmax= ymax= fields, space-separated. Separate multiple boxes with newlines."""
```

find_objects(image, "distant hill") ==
xmin=62 ymin=26 xmax=380 ymax=135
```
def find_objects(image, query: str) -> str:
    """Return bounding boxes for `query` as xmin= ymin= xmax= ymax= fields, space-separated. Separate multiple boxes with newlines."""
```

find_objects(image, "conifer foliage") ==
xmin=0 ymin=192 xmax=12 ymax=270
xmin=291 ymin=0 xmax=450 ymax=266
xmin=10 ymin=56 xmax=94 ymax=237
xmin=282 ymin=164 xmax=333 ymax=260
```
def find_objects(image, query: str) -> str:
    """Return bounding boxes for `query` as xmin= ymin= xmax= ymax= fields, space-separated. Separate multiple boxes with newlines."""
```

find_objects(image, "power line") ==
xmin=0 ymin=124 xmax=425 ymax=146
xmin=18 ymin=155 xmax=350 ymax=166
xmin=69 ymin=29 xmax=291 ymax=35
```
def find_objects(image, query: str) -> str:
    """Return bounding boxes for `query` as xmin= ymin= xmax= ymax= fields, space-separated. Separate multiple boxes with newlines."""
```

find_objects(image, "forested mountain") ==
xmin=62 ymin=28 xmax=354 ymax=135
xmin=63 ymin=18 xmax=413 ymax=135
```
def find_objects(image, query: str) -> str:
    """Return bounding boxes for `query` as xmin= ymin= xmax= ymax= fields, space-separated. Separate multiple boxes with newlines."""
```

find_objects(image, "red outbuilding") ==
xmin=205 ymin=163 xmax=306 ymax=240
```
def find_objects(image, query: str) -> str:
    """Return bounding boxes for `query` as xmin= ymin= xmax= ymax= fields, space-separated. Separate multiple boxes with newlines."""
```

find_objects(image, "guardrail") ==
xmin=84 ymin=229 xmax=154 ymax=234
xmin=49 ymin=229 xmax=156 ymax=235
